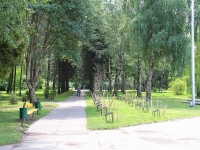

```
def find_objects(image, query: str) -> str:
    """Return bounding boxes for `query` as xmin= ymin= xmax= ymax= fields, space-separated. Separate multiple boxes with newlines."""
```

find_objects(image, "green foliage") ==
xmin=43 ymin=88 xmax=49 ymax=99
xmin=21 ymin=94 xmax=27 ymax=102
xmin=25 ymin=90 xmax=30 ymax=101
xmin=9 ymin=92 xmax=18 ymax=105
xmin=0 ymin=0 xmax=29 ymax=77
xmin=50 ymin=89 xmax=56 ymax=100
xmin=152 ymin=69 xmax=169 ymax=91
xmin=169 ymin=78 xmax=186 ymax=95
xmin=0 ymin=78 xmax=8 ymax=91
xmin=126 ymin=0 xmax=190 ymax=75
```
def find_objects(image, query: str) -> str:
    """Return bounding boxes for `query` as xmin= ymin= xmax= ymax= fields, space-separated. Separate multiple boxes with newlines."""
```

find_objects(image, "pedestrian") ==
xmin=76 ymin=86 xmax=81 ymax=97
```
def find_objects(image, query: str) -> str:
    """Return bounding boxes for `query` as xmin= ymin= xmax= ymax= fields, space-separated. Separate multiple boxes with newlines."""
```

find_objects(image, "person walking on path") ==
xmin=76 ymin=85 xmax=81 ymax=97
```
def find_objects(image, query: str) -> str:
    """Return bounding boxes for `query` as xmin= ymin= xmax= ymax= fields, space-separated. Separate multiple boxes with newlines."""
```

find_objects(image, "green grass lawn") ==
xmin=1 ymin=89 xmax=199 ymax=145
xmin=86 ymin=90 xmax=200 ymax=130
xmin=0 ymin=90 xmax=75 ymax=146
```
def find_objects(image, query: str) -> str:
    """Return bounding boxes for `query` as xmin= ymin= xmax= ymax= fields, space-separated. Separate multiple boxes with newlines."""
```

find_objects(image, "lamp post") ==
xmin=191 ymin=0 xmax=195 ymax=106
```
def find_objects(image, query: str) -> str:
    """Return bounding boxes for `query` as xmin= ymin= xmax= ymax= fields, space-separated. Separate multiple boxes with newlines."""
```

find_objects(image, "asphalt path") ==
xmin=1 ymin=91 xmax=200 ymax=150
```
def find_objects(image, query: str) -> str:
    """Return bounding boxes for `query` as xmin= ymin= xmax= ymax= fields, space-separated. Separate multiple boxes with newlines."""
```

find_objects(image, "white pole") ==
xmin=191 ymin=0 xmax=195 ymax=106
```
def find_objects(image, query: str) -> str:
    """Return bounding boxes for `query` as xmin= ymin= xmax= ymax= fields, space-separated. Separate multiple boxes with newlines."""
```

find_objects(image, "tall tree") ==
xmin=0 ymin=0 xmax=28 ymax=77
xmin=103 ymin=0 xmax=127 ymax=96
xmin=25 ymin=0 xmax=94 ymax=102
xmin=128 ymin=0 xmax=190 ymax=100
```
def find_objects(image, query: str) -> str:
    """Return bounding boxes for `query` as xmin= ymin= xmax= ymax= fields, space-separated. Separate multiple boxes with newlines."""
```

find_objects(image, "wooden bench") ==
xmin=20 ymin=102 xmax=41 ymax=125
xmin=26 ymin=103 xmax=39 ymax=118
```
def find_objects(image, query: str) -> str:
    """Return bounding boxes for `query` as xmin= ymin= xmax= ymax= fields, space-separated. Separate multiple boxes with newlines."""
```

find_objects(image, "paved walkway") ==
xmin=1 ymin=91 xmax=200 ymax=150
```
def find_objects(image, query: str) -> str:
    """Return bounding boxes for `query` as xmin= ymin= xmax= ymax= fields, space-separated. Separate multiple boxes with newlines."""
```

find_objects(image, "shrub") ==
xmin=9 ymin=92 xmax=18 ymax=105
xmin=49 ymin=89 xmax=56 ymax=100
xmin=43 ymin=88 xmax=49 ymax=99
xmin=169 ymin=78 xmax=186 ymax=95
xmin=25 ymin=90 xmax=30 ymax=100
xmin=21 ymin=94 xmax=27 ymax=102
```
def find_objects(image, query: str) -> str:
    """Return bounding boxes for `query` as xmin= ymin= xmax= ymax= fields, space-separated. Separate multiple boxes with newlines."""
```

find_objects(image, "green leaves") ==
xmin=128 ymin=0 xmax=190 ymax=75
xmin=0 ymin=0 xmax=28 ymax=77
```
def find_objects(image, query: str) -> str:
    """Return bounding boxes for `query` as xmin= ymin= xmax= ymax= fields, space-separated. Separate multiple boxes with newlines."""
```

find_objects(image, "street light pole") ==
xmin=191 ymin=0 xmax=195 ymax=106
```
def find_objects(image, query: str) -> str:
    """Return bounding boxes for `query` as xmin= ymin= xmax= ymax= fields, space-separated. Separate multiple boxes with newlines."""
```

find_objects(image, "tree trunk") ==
xmin=58 ymin=60 xmax=61 ymax=94
xmin=13 ymin=65 xmax=16 ymax=92
xmin=113 ymin=53 xmax=123 ymax=96
xmin=145 ymin=56 xmax=154 ymax=101
xmin=89 ymin=78 xmax=94 ymax=93
xmin=121 ymin=70 xmax=125 ymax=94
xmin=26 ymin=48 xmax=45 ymax=103
xmin=25 ymin=13 xmax=52 ymax=103
xmin=7 ymin=69 xmax=14 ymax=93
xmin=66 ymin=77 xmax=69 ymax=91
xmin=53 ymin=77 xmax=56 ymax=90
xmin=30 ymin=88 xmax=36 ymax=103
xmin=45 ymin=52 xmax=51 ymax=98
xmin=61 ymin=61 xmax=66 ymax=93
xmin=137 ymin=57 xmax=142 ymax=97
xmin=108 ymin=60 xmax=112 ymax=94
xmin=19 ymin=59 xmax=23 ymax=96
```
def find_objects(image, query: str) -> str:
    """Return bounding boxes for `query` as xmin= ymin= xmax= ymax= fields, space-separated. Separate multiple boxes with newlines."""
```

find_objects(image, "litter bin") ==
xmin=35 ymin=102 xmax=41 ymax=110
xmin=19 ymin=108 xmax=27 ymax=119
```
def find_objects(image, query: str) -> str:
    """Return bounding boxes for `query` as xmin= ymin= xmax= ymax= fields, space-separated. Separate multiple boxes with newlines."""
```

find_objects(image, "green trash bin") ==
xmin=35 ymin=102 xmax=41 ymax=110
xmin=19 ymin=108 xmax=27 ymax=120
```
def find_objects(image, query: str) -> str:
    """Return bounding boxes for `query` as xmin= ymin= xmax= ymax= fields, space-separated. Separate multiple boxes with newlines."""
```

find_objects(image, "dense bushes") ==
xmin=9 ymin=92 xmax=18 ymax=105
xmin=169 ymin=78 xmax=186 ymax=95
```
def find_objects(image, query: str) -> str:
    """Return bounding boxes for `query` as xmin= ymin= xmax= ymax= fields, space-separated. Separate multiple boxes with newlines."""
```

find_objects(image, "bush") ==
xmin=43 ymin=88 xmax=49 ymax=99
xmin=25 ymin=90 xmax=30 ymax=100
xmin=9 ymin=92 xmax=18 ymax=105
xmin=50 ymin=89 xmax=56 ymax=100
xmin=21 ymin=94 xmax=27 ymax=102
xmin=169 ymin=78 xmax=186 ymax=95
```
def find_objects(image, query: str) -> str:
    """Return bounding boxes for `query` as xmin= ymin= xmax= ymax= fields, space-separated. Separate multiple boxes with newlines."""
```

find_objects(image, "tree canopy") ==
xmin=0 ymin=0 xmax=198 ymax=101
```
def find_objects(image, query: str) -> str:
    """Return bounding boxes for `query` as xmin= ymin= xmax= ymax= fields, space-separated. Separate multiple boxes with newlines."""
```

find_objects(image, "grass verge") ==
xmin=0 ymin=90 xmax=74 ymax=146
xmin=86 ymin=90 xmax=200 ymax=130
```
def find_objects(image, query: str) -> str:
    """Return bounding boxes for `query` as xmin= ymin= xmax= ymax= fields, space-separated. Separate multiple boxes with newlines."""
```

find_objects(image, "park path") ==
xmin=1 ymin=91 xmax=200 ymax=150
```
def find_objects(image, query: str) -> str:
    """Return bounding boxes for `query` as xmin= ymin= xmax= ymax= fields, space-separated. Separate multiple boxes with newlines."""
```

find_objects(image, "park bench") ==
xmin=26 ymin=103 xmax=39 ymax=118
xmin=20 ymin=101 xmax=42 ymax=125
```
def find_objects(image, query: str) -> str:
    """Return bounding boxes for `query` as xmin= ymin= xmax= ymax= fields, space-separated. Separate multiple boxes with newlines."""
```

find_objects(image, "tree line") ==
xmin=0 ymin=0 xmax=200 ymax=103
